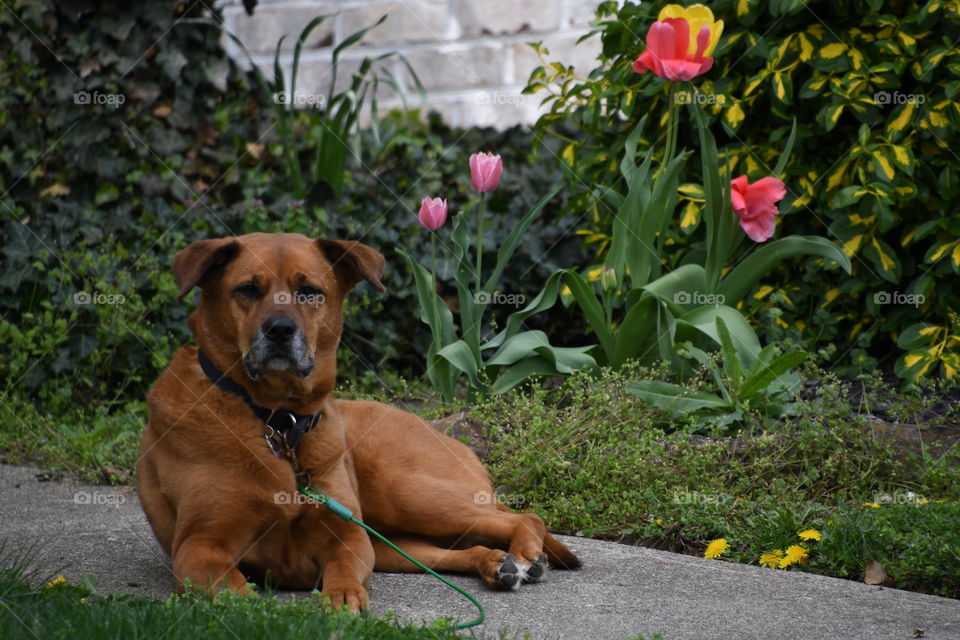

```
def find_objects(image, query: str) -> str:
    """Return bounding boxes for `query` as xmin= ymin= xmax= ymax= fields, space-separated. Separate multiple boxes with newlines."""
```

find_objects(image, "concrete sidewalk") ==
xmin=1 ymin=464 xmax=957 ymax=639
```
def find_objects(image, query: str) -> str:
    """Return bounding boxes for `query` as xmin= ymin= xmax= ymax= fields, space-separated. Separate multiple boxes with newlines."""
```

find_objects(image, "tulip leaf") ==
xmin=641 ymin=263 xmax=707 ymax=313
xmin=739 ymin=350 xmax=806 ymax=401
xmin=691 ymin=103 xmax=730 ymax=292
xmin=486 ymin=331 xmax=596 ymax=392
xmin=489 ymin=346 xmax=597 ymax=394
xmin=397 ymin=248 xmax=455 ymax=345
xmin=717 ymin=236 xmax=852 ymax=305
xmin=625 ymin=381 xmax=731 ymax=416
xmin=638 ymin=150 xmax=691 ymax=283
xmin=611 ymin=294 xmax=660 ymax=368
xmin=561 ymin=270 xmax=615 ymax=364
xmin=435 ymin=340 xmax=481 ymax=389
xmin=677 ymin=343 xmax=732 ymax=403
xmin=715 ymin=317 xmax=742 ymax=386
xmin=450 ymin=211 xmax=481 ymax=359
xmin=608 ymin=116 xmax=654 ymax=289
xmin=676 ymin=305 xmax=761 ymax=366
xmin=483 ymin=271 xmax=564 ymax=350
xmin=491 ymin=356 xmax=558 ymax=394
xmin=485 ymin=330 xmax=554 ymax=367
xmin=484 ymin=184 xmax=562 ymax=294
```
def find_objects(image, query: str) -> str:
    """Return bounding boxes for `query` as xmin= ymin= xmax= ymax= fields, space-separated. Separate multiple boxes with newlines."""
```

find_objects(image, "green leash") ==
xmin=298 ymin=485 xmax=486 ymax=630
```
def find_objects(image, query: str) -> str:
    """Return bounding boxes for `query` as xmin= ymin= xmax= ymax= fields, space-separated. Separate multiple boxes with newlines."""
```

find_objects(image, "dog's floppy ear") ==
xmin=316 ymin=239 xmax=386 ymax=293
xmin=172 ymin=238 xmax=241 ymax=300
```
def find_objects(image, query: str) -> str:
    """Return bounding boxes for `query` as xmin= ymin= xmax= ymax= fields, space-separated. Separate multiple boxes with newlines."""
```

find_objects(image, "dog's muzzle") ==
xmin=244 ymin=317 xmax=315 ymax=380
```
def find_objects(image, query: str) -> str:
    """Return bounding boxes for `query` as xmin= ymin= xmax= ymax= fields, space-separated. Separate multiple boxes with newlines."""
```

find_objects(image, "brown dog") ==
xmin=137 ymin=232 xmax=579 ymax=611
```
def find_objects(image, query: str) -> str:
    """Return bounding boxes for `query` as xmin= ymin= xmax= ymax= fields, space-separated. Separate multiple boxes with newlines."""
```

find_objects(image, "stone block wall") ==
xmin=218 ymin=0 xmax=604 ymax=128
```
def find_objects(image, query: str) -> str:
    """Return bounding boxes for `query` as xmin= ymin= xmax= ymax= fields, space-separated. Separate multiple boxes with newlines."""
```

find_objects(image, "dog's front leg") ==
xmin=320 ymin=532 xmax=374 ymax=612
xmin=299 ymin=483 xmax=374 ymax=611
xmin=171 ymin=505 xmax=259 ymax=597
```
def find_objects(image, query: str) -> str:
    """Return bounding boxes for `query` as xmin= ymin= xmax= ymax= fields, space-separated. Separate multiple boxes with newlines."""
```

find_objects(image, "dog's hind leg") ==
xmin=371 ymin=536 xmax=526 ymax=590
xmin=374 ymin=493 xmax=563 ymax=586
xmin=494 ymin=503 xmax=581 ymax=571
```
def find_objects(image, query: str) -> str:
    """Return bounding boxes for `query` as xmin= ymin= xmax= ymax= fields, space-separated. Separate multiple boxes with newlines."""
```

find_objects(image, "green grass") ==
xmin=0 ymin=568 xmax=490 ymax=640
xmin=0 ymin=397 xmax=142 ymax=484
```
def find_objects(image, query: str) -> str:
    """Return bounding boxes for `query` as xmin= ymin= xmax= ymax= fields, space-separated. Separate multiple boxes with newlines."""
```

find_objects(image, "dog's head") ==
xmin=172 ymin=233 xmax=384 ymax=389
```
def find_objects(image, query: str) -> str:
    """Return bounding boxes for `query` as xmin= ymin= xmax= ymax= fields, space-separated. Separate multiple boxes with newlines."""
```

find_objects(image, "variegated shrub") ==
xmin=526 ymin=0 xmax=959 ymax=382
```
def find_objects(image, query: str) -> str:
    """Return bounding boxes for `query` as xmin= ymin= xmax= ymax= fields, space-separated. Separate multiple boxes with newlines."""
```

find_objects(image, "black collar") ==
xmin=197 ymin=349 xmax=322 ymax=450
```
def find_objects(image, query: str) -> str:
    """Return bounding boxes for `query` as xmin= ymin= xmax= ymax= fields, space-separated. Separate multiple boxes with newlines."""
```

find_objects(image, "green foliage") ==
xmin=627 ymin=318 xmax=807 ymax=432
xmin=403 ymin=187 xmax=595 ymax=399
xmin=462 ymin=363 xmax=960 ymax=595
xmin=230 ymin=13 xmax=419 ymax=208
xmin=247 ymin=111 xmax=591 ymax=384
xmin=0 ymin=395 xmax=143 ymax=483
xmin=732 ymin=500 xmax=960 ymax=598
xmin=528 ymin=0 xmax=960 ymax=382
xmin=0 ymin=569 xmax=478 ymax=640
xmin=558 ymin=110 xmax=847 ymax=383
xmin=0 ymin=0 xmax=259 ymax=412
xmin=0 ymin=1 xmax=587 ymax=412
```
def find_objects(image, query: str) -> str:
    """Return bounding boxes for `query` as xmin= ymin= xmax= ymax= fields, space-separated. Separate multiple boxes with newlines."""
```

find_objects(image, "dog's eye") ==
xmin=298 ymin=286 xmax=324 ymax=298
xmin=234 ymin=284 xmax=262 ymax=300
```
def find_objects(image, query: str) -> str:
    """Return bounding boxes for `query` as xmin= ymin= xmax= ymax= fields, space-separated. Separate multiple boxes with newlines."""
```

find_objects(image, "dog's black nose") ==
xmin=263 ymin=317 xmax=297 ymax=342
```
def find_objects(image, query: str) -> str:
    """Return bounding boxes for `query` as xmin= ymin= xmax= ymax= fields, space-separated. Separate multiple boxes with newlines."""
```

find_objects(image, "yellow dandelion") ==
xmin=863 ymin=502 xmax=880 ymax=509
xmin=655 ymin=519 xmax=664 ymax=527
xmin=760 ymin=550 xmax=783 ymax=568
xmin=798 ymin=529 xmax=822 ymax=541
xmin=45 ymin=575 xmax=67 ymax=588
xmin=704 ymin=538 xmax=730 ymax=559
xmin=778 ymin=545 xmax=809 ymax=568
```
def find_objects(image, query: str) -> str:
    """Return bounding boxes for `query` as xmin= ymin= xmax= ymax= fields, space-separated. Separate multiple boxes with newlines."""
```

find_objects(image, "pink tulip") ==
xmin=418 ymin=197 xmax=448 ymax=231
xmin=730 ymin=176 xmax=787 ymax=242
xmin=469 ymin=152 xmax=503 ymax=193
xmin=632 ymin=18 xmax=715 ymax=81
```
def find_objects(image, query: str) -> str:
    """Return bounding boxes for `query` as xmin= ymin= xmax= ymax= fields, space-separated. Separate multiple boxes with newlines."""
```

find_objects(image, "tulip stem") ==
xmin=475 ymin=192 xmax=485 ymax=292
xmin=430 ymin=233 xmax=441 ymax=343
xmin=664 ymin=84 xmax=680 ymax=175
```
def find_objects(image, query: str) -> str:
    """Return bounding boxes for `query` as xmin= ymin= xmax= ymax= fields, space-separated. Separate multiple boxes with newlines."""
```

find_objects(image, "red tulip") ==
xmin=632 ymin=18 xmax=716 ymax=81
xmin=730 ymin=176 xmax=787 ymax=242
xmin=469 ymin=152 xmax=503 ymax=193
xmin=418 ymin=197 xmax=448 ymax=231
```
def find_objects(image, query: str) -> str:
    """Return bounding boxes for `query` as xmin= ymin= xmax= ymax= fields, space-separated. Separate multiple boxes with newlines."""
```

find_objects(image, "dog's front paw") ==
xmin=322 ymin=585 xmax=369 ymax=613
